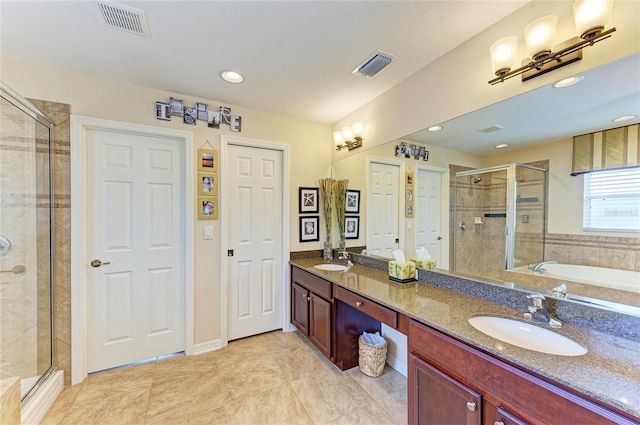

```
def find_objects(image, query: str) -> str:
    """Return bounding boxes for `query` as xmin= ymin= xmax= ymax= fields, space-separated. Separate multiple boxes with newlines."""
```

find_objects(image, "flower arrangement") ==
xmin=319 ymin=177 xmax=335 ymax=233
xmin=333 ymin=179 xmax=349 ymax=248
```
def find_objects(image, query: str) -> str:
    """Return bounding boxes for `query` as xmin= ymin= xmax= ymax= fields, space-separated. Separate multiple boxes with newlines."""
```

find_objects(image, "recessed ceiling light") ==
xmin=553 ymin=76 xmax=583 ymax=88
xmin=612 ymin=115 xmax=636 ymax=122
xmin=220 ymin=71 xmax=244 ymax=84
xmin=495 ymin=144 xmax=509 ymax=149
xmin=427 ymin=125 xmax=443 ymax=132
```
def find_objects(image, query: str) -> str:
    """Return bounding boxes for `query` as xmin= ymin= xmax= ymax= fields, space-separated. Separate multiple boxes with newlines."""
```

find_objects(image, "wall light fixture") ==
xmin=489 ymin=0 xmax=615 ymax=85
xmin=334 ymin=121 xmax=364 ymax=151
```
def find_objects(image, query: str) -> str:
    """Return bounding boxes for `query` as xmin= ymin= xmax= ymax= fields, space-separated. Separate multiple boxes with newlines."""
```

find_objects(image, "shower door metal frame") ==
xmin=454 ymin=163 xmax=547 ymax=274
xmin=1 ymin=82 xmax=57 ymax=406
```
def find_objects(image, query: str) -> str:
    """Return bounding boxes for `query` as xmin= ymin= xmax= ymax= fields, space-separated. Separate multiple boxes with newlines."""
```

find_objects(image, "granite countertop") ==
xmin=290 ymin=258 xmax=640 ymax=420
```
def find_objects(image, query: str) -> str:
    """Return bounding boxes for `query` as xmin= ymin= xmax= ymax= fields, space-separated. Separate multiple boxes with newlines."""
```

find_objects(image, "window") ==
xmin=583 ymin=168 xmax=640 ymax=232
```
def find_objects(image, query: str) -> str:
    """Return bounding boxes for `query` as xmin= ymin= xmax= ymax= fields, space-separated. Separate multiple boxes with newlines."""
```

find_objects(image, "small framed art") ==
xmin=405 ymin=188 xmax=413 ymax=202
xmin=198 ymin=173 xmax=218 ymax=196
xmin=345 ymin=215 xmax=360 ymax=239
xmin=299 ymin=216 xmax=319 ymax=242
xmin=345 ymin=189 xmax=360 ymax=214
xmin=198 ymin=148 xmax=218 ymax=172
xmin=406 ymin=172 xmax=414 ymax=187
xmin=156 ymin=102 xmax=171 ymax=121
xmin=405 ymin=203 xmax=414 ymax=218
xmin=299 ymin=187 xmax=319 ymax=213
xmin=199 ymin=197 xmax=218 ymax=220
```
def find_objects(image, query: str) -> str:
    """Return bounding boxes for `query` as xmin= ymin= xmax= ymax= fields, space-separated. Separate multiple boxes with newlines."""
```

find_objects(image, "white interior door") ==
xmin=415 ymin=168 xmax=442 ymax=265
xmin=367 ymin=162 xmax=400 ymax=258
xmin=86 ymin=129 xmax=185 ymax=372
xmin=227 ymin=145 xmax=283 ymax=340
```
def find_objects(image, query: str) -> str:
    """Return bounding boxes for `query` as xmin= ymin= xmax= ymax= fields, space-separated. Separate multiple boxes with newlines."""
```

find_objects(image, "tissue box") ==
xmin=388 ymin=261 xmax=416 ymax=283
xmin=410 ymin=258 xmax=436 ymax=270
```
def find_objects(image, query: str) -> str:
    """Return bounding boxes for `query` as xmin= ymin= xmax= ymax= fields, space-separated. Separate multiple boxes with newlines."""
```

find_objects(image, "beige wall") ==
xmin=332 ymin=0 xmax=640 ymax=158
xmin=1 ymin=59 xmax=332 ymax=345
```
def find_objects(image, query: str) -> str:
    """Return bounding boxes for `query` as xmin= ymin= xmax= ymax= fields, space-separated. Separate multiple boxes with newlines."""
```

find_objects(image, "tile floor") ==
xmin=40 ymin=330 xmax=408 ymax=425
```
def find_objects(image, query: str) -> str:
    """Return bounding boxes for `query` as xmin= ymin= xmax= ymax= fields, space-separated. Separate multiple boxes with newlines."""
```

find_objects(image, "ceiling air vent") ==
xmin=476 ymin=124 xmax=504 ymax=134
xmin=96 ymin=1 xmax=150 ymax=37
xmin=352 ymin=50 xmax=395 ymax=78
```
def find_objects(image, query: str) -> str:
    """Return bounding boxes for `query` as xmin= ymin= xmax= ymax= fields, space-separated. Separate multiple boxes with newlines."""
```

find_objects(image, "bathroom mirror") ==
xmin=332 ymin=52 xmax=640 ymax=314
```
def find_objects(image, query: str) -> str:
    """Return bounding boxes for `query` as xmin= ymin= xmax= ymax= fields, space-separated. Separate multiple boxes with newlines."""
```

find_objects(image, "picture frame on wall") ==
xmin=155 ymin=102 xmax=171 ymax=121
xmin=344 ymin=215 xmax=359 ymax=239
xmin=299 ymin=216 xmax=319 ymax=242
xmin=299 ymin=187 xmax=319 ymax=213
xmin=198 ymin=172 xmax=218 ymax=196
xmin=198 ymin=196 xmax=218 ymax=220
xmin=198 ymin=148 xmax=218 ymax=172
xmin=405 ymin=188 xmax=413 ymax=202
xmin=406 ymin=172 xmax=414 ymax=187
xmin=196 ymin=102 xmax=208 ymax=121
xmin=345 ymin=189 xmax=360 ymax=214
xmin=170 ymin=97 xmax=184 ymax=116
xmin=405 ymin=203 xmax=414 ymax=218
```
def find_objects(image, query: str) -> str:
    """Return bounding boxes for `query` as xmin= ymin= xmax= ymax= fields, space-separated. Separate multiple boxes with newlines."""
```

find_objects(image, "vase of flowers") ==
xmin=319 ymin=178 xmax=335 ymax=260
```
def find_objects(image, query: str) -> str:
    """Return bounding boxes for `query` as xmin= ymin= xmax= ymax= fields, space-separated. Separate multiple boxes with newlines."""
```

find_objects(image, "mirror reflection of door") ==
xmin=415 ymin=168 xmax=442 ymax=266
xmin=367 ymin=161 xmax=400 ymax=258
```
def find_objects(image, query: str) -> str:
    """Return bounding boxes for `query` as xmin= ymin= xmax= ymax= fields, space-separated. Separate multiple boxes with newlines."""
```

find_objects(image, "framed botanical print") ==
xmin=345 ymin=215 xmax=360 ymax=239
xmin=299 ymin=216 xmax=319 ymax=242
xmin=345 ymin=189 xmax=360 ymax=214
xmin=299 ymin=187 xmax=319 ymax=213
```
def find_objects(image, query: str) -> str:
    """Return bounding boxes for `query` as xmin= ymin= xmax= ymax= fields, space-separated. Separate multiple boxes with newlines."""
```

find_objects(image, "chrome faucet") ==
xmin=338 ymin=251 xmax=353 ymax=268
xmin=528 ymin=260 xmax=559 ymax=273
xmin=525 ymin=293 xmax=562 ymax=328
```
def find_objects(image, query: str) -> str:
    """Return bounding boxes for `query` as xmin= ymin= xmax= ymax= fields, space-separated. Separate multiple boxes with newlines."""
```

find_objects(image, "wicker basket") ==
xmin=358 ymin=335 xmax=387 ymax=377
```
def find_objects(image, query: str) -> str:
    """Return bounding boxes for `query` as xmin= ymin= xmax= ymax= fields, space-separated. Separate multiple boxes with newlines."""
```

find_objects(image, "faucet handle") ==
xmin=526 ymin=293 xmax=546 ymax=309
xmin=526 ymin=293 xmax=545 ymax=300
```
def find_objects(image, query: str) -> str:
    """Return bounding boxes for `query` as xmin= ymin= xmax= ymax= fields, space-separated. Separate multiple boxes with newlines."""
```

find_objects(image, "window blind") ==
xmin=583 ymin=168 xmax=640 ymax=231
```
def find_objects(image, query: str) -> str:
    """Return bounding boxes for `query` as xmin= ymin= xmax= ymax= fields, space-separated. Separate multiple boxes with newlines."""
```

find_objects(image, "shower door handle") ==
xmin=90 ymin=259 xmax=111 ymax=268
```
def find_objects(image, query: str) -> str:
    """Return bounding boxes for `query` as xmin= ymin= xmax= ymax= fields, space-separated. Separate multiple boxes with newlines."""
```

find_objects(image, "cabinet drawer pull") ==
xmin=494 ymin=422 xmax=505 ymax=425
xmin=355 ymin=301 xmax=362 ymax=307
xmin=466 ymin=402 xmax=477 ymax=412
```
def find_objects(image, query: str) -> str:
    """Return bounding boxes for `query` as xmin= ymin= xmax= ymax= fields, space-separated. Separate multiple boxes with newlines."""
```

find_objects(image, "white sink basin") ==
xmin=468 ymin=316 xmax=587 ymax=356
xmin=314 ymin=263 xmax=348 ymax=271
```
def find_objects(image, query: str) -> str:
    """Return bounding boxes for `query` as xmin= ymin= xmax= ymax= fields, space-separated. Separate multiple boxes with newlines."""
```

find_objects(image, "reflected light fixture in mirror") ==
xmin=488 ymin=0 xmax=615 ymax=85
xmin=334 ymin=121 xmax=364 ymax=151
xmin=427 ymin=125 xmax=443 ymax=132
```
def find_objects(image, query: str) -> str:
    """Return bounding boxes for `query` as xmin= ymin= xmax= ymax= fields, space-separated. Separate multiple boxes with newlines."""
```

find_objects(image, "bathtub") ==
xmin=536 ymin=263 xmax=640 ymax=294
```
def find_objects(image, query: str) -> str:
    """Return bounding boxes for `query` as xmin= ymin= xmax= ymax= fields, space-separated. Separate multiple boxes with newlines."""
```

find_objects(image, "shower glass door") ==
xmin=513 ymin=165 xmax=547 ymax=268
xmin=453 ymin=168 xmax=508 ymax=281
xmin=0 ymin=88 xmax=55 ymax=402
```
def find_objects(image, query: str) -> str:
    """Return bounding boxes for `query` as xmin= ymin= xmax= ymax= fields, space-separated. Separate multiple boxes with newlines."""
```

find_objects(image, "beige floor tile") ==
xmin=346 ymin=365 xmax=408 ymax=424
xmin=222 ymin=382 xmax=314 ymax=425
xmin=40 ymin=330 xmax=408 ymax=425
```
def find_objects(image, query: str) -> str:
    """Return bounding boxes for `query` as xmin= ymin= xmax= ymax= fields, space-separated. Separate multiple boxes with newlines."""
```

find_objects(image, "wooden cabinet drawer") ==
xmin=292 ymin=267 xmax=332 ymax=299
xmin=334 ymin=285 xmax=397 ymax=328
xmin=409 ymin=320 xmax=636 ymax=425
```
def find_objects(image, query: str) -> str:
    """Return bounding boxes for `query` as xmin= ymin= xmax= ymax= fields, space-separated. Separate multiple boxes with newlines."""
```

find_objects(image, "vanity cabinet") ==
xmin=291 ymin=267 xmax=332 ymax=358
xmin=409 ymin=319 xmax=637 ymax=425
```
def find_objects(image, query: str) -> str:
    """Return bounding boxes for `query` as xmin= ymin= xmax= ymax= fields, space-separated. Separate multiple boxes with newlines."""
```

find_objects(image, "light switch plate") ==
xmin=204 ymin=226 xmax=213 ymax=240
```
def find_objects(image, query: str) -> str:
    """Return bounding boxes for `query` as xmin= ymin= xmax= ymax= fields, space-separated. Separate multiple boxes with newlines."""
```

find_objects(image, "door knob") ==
xmin=437 ymin=236 xmax=443 ymax=240
xmin=466 ymin=402 xmax=477 ymax=411
xmin=90 ymin=259 xmax=111 ymax=268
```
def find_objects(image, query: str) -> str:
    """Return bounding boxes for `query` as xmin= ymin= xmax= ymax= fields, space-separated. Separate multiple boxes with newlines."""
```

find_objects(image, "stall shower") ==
xmin=1 ymin=83 xmax=61 ymax=421
xmin=453 ymin=163 xmax=547 ymax=281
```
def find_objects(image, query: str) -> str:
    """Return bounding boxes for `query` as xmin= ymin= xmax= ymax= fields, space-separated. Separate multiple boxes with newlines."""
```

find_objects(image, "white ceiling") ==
xmin=0 ymin=0 xmax=528 ymax=124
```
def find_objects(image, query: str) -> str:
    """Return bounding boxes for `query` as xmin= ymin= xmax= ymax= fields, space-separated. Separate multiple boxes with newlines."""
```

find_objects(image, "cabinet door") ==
xmin=309 ymin=293 xmax=331 ymax=358
xmin=409 ymin=353 xmax=481 ymax=425
xmin=292 ymin=283 xmax=309 ymax=336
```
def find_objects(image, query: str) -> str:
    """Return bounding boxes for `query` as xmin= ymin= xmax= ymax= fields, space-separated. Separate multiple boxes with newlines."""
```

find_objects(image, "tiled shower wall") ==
xmin=450 ymin=161 xmax=639 ymax=275
xmin=29 ymin=99 xmax=72 ymax=386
